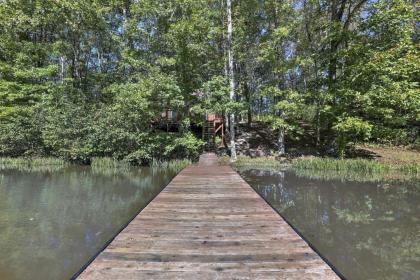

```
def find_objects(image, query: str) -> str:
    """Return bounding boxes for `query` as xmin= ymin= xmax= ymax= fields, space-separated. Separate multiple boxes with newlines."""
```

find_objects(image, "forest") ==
xmin=0 ymin=0 xmax=418 ymax=164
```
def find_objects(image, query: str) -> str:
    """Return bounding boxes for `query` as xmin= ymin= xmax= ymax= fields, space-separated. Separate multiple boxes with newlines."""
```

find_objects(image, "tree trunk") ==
xmin=247 ymin=106 xmax=252 ymax=127
xmin=316 ymin=107 xmax=321 ymax=147
xmin=278 ymin=127 xmax=285 ymax=156
xmin=244 ymin=82 xmax=252 ymax=127
xmin=60 ymin=56 xmax=65 ymax=84
xmin=273 ymin=2 xmax=286 ymax=157
xmin=227 ymin=0 xmax=237 ymax=161
xmin=314 ymin=61 xmax=321 ymax=147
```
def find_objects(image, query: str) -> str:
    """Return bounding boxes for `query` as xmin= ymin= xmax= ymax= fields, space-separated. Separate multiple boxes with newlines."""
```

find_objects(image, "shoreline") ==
xmin=219 ymin=152 xmax=420 ymax=182
xmin=1 ymin=144 xmax=419 ymax=181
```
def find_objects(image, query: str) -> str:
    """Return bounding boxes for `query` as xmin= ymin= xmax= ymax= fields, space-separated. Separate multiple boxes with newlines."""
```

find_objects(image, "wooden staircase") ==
xmin=203 ymin=120 xmax=216 ymax=151
xmin=203 ymin=113 xmax=225 ymax=152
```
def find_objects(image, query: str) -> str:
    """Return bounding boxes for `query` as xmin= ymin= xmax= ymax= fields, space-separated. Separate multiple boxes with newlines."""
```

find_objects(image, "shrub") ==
xmin=164 ymin=132 xmax=204 ymax=160
xmin=333 ymin=116 xmax=372 ymax=159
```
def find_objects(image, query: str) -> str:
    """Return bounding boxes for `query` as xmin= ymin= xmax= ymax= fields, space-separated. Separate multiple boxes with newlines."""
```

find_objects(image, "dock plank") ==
xmin=78 ymin=153 xmax=339 ymax=279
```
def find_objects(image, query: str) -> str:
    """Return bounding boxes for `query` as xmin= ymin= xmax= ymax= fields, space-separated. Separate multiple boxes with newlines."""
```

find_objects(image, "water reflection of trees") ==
xmin=241 ymin=169 xmax=420 ymax=280
xmin=0 ymin=167 xmax=176 ymax=280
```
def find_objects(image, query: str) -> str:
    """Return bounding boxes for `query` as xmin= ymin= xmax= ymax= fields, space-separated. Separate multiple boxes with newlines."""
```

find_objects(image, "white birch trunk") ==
xmin=227 ymin=0 xmax=237 ymax=161
xmin=278 ymin=127 xmax=285 ymax=156
xmin=60 ymin=56 xmax=65 ymax=84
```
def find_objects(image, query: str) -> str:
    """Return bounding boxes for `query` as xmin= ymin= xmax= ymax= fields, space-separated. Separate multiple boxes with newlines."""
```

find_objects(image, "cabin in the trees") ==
xmin=156 ymin=110 xmax=226 ymax=150
xmin=203 ymin=112 xmax=225 ymax=150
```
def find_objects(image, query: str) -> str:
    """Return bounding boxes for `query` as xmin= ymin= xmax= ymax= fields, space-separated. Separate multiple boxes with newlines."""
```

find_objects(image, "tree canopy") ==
xmin=0 ymin=0 xmax=418 ymax=162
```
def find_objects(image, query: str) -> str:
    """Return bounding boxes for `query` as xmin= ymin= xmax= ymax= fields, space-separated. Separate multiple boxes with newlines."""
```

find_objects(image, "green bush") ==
xmin=42 ymin=97 xmax=96 ymax=163
xmin=333 ymin=116 xmax=372 ymax=159
xmin=124 ymin=132 xmax=204 ymax=164
xmin=164 ymin=132 xmax=204 ymax=160
xmin=0 ymin=108 xmax=44 ymax=157
xmin=371 ymin=126 xmax=411 ymax=145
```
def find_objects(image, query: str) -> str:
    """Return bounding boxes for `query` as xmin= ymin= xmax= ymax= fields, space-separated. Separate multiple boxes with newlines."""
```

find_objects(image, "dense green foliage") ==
xmin=0 ymin=0 xmax=418 ymax=161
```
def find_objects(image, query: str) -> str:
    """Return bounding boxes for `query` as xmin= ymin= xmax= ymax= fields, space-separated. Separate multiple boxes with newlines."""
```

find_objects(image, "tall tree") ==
xmin=227 ymin=0 xmax=237 ymax=161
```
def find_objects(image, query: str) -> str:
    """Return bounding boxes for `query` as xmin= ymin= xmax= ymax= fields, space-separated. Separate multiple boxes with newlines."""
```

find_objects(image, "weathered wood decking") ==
xmin=78 ymin=153 xmax=339 ymax=279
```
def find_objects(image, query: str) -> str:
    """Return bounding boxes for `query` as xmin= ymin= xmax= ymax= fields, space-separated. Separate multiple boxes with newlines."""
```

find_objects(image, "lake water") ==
xmin=0 ymin=166 xmax=177 ymax=280
xmin=240 ymin=168 xmax=420 ymax=280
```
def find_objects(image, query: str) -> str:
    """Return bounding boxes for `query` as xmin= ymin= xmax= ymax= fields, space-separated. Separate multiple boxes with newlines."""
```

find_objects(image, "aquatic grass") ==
xmin=90 ymin=157 xmax=133 ymax=176
xmin=221 ymin=155 xmax=419 ymax=182
xmin=294 ymin=158 xmax=390 ymax=173
xmin=150 ymin=159 xmax=192 ymax=173
xmin=91 ymin=157 xmax=131 ymax=168
xmin=0 ymin=156 xmax=192 ymax=175
xmin=397 ymin=163 xmax=420 ymax=175
xmin=0 ymin=157 xmax=67 ymax=172
xmin=0 ymin=157 xmax=66 ymax=166
xmin=293 ymin=157 xmax=419 ymax=182
xmin=293 ymin=168 xmax=416 ymax=182
xmin=219 ymin=156 xmax=286 ymax=169
xmin=91 ymin=158 xmax=191 ymax=176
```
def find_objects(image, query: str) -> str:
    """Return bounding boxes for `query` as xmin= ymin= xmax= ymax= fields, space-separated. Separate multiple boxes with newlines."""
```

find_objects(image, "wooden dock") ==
xmin=78 ymin=153 xmax=339 ymax=279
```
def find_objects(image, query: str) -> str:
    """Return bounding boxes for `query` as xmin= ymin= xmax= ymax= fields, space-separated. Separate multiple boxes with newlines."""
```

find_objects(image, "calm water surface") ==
xmin=0 ymin=166 xmax=177 ymax=280
xmin=240 ymin=169 xmax=420 ymax=280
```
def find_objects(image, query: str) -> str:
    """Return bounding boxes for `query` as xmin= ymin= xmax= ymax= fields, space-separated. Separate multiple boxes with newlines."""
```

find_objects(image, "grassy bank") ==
xmin=356 ymin=144 xmax=420 ymax=165
xmin=91 ymin=157 xmax=131 ymax=168
xmin=219 ymin=156 xmax=286 ymax=169
xmin=0 ymin=156 xmax=192 ymax=173
xmin=150 ymin=159 xmax=192 ymax=171
xmin=295 ymin=158 xmax=388 ymax=172
xmin=292 ymin=167 xmax=419 ymax=182
xmin=89 ymin=157 xmax=191 ymax=175
xmin=293 ymin=144 xmax=420 ymax=178
xmin=91 ymin=157 xmax=192 ymax=170
xmin=294 ymin=157 xmax=419 ymax=175
xmin=221 ymin=148 xmax=419 ymax=182
xmin=0 ymin=157 xmax=66 ymax=166
xmin=0 ymin=157 xmax=67 ymax=172
xmin=293 ymin=157 xmax=419 ymax=182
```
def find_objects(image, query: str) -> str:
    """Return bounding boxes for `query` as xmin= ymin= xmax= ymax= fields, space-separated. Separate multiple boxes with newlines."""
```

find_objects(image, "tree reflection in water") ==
xmin=0 ymin=166 xmax=177 ymax=280
xmin=240 ymin=169 xmax=420 ymax=280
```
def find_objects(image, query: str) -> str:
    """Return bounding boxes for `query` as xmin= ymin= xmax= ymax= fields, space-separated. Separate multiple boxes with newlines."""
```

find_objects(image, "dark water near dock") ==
xmin=240 ymin=169 xmax=420 ymax=280
xmin=0 ymin=166 xmax=177 ymax=280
